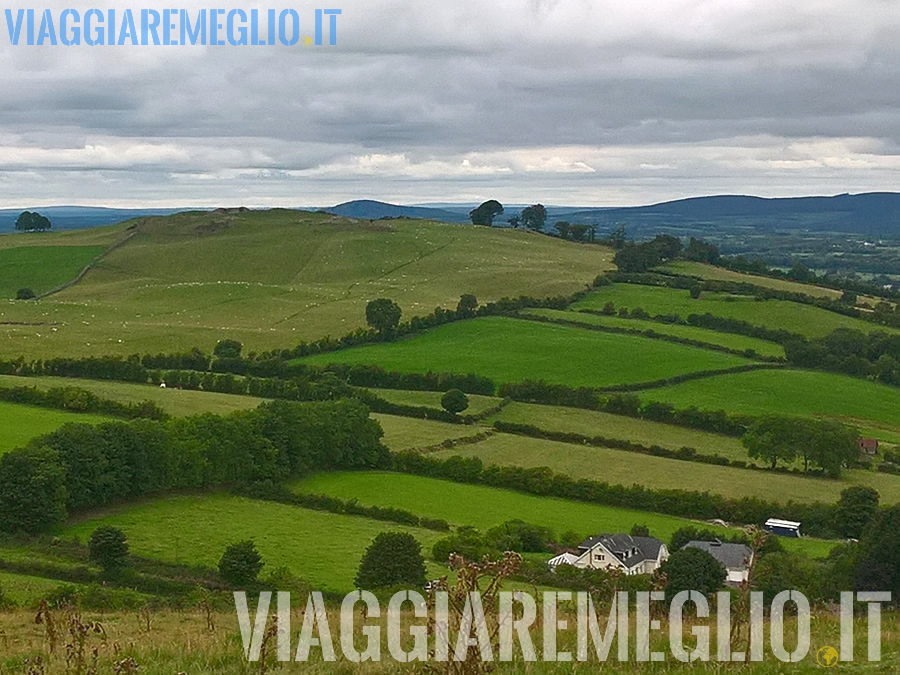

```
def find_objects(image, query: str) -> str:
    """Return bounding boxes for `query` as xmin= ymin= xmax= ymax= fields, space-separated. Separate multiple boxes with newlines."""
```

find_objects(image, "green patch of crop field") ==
xmin=523 ymin=308 xmax=785 ymax=358
xmin=0 ymin=245 xmax=106 ymax=299
xmin=63 ymin=494 xmax=443 ymax=593
xmin=369 ymin=388 xmax=503 ymax=415
xmin=0 ymin=571 xmax=79 ymax=607
xmin=659 ymin=261 xmax=843 ymax=300
xmin=641 ymin=369 xmax=900 ymax=442
xmin=374 ymin=413 xmax=485 ymax=452
xmin=297 ymin=317 xmax=753 ymax=391
xmin=0 ymin=400 xmax=109 ymax=456
xmin=433 ymin=433 xmax=900 ymax=504
xmin=0 ymin=211 xmax=614 ymax=360
xmin=573 ymin=284 xmax=896 ymax=339
xmin=292 ymin=472 xmax=835 ymax=558
xmin=0 ymin=374 xmax=264 ymax=417
xmin=491 ymin=401 xmax=753 ymax=462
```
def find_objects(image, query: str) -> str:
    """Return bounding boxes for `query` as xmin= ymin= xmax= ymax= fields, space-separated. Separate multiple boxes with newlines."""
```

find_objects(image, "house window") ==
xmin=594 ymin=553 xmax=605 ymax=561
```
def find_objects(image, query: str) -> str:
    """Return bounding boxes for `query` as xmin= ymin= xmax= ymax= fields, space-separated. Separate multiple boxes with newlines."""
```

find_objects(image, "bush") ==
xmin=355 ymin=532 xmax=426 ymax=589
xmin=441 ymin=389 xmax=469 ymax=415
xmin=219 ymin=541 xmax=264 ymax=587
xmin=660 ymin=547 xmax=726 ymax=601
xmin=16 ymin=288 xmax=35 ymax=300
xmin=88 ymin=526 xmax=129 ymax=576
xmin=213 ymin=339 xmax=243 ymax=359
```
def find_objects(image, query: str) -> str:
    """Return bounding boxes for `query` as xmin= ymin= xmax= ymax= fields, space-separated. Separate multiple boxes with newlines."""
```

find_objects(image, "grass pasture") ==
xmin=659 ymin=261 xmax=843 ymax=300
xmin=640 ymin=368 xmax=900 ymax=442
xmin=292 ymin=472 xmax=835 ymax=558
xmin=573 ymin=284 xmax=896 ymax=339
xmin=432 ymin=432 xmax=900 ymax=504
xmin=523 ymin=308 xmax=785 ymax=357
xmin=63 ymin=494 xmax=443 ymax=593
xmin=370 ymin=388 xmax=502 ymax=415
xmin=0 ymin=245 xmax=107 ymax=299
xmin=0 ymin=400 xmax=109 ymax=456
xmin=297 ymin=317 xmax=753 ymax=390
xmin=374 ymin=413 xmax=486 ymax=451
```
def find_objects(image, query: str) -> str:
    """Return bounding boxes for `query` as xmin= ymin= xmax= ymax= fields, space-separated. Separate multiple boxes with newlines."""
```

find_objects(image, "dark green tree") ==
xmin=660 ymin=547 xmax=726 ymax=601
xmin=213 ymin=339 xmax=243 ymax=359
xmin=607 ymin=224 xmax=627 ymax=249
xmin=0 ymin=446 xmax=67 ymax=533
xmin=689 ymin=285 xmax=702 ymax=299
xmin=469 ymin=200 xmax=504 ymax=226
xmin=630 ymin=524 xmax=650 ymax=538
xmin=355 ymin=532 xmax=426 ymax=589
xmin=16 ymin=288 xmax=35 ymax=300
xmin=554 ymin=221 xmax=571 ymax=239
xmin=88 ymin=526 xmax=130 ymax=576
xmin=854 ymin=505 xmax=900 ymax=601
xmin=456 ymin=294 xmax=478 ymax=318
xmin=521 ymin=204 xmax=547 ymax=231
xmin=15 ymin=211 xmax=52 ymax=232
xmin=507 ymin=215 xmax=521 ymax=228
xmin=741 ymin=416 xmax=800 ymax=469
xmin=570 ymin=224 xmax=591 ymax=242
xmin=365 ymin=298 xmax=402 ymax=335
xmin=432 ymin=527 xmax=494 ymax=564
xmin=836 ymin=487 xmax=880 ymax=540
xmin=441 ymin=389 xmax=469 ymax=415
xmin=219 ymin=540 xmax=265 ymax=586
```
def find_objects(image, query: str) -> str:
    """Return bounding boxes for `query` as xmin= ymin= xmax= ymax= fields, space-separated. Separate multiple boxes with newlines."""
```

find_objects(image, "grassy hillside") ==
xmin=64 ymin=494 xmax=443 ymax=593
xmin=298 ymin=317 xmax=754 ymax=390
xmin=523 ymin=308 xmax=785 ymax=357
xmin=369 ymin=388 xmax=502 ymax=415
xmin=292 ymin=472 xmax=835 ymax=558
xmin=434 ymin=433 xmax=900 ymax=504
xmin=0 ymin=245 xmax=107 ymax=299
xmin=659 ymin=261 xmax=843 ymax=300
xmin=0 ymin=211 xmax=614 ymax=360
xmin=373 ymin=413 xmax=486 ymax=451
xmin=573 ymin=284 xmax=895 ymax=338
xmin=641 ymin=369 xmax=900 ymax=442
xmin=0 ymin=401 xmax=109 ymax=456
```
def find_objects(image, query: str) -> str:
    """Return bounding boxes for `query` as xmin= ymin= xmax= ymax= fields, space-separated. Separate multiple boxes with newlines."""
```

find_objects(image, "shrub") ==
xmin=88 ymin=526 xmax=129 ymax=576
xmin=16 ymin=288 xmax=35 ymax=300
xmin=355 ymin=532 xmax=426 ymax=589
xmin=219 ymin=541 xmax=264 ymax=587
xmin=441 ymin=388 xmax=469 ymax=415
xmin=213 ymin=339 xmax=243 ymax=359
xmin=660 ymin=547 xmax=726 ymax=601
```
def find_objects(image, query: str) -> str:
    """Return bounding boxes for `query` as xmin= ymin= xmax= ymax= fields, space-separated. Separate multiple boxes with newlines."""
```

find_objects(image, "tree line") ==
xmin=0 ymin=399 xmax=389 ymax=534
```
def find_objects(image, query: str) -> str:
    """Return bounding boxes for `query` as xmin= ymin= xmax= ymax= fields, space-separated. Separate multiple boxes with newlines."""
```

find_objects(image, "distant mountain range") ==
xmin=0 ymin=206 xmax=188 ymax=233
xmin=326 ymin=193 xmax=900 ymax=236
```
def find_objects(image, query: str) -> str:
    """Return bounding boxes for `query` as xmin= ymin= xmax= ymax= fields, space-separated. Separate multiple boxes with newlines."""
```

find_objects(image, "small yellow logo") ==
xmin=816 ymin=645 xmax=839 ymax=667
xmin=302 ymin=36 xmax=313 ymax=47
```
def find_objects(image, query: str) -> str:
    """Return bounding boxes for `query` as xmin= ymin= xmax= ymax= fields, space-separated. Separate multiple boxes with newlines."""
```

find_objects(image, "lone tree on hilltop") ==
xmin=355 ymin=532 xmax=426 ymax=589
xmin=441 ymin=389 xmax=469 ymax=415
xmin=15 ymin=211 xmax=51 ymax=232
xmin=366 ymin=298 xmax=402 ymax=336
xmin=521 ymin=204 xmax=547 ymax=231
xmin=219 ymin=540 xmax=264 ymax=587
xmin=469 ymin=200 xmax=504 ymax=226
xmin=88 ymin=526 xmax=130 ymax=577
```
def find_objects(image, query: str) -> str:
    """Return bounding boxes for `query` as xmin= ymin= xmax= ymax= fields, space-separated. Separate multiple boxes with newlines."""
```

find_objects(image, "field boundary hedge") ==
xmin=0 ymin=384 xmax=168 ymax=421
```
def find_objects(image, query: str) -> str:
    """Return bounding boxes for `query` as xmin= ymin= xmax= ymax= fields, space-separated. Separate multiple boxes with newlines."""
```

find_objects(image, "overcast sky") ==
xmin=1 ymin=0 xmax=899 ymax=207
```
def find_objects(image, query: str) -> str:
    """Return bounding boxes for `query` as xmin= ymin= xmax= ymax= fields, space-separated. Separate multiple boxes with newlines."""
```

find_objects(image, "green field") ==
xmin=573 ymin=284 xmax=896 ymax=338
xmin=659 ymin=261 xmax=843 ymax=300
xmin=492 ymin=401 xmax=752 ymax=460
xmin=641 ymin=369 xmax=900 ymax=441
xmin=523 ymin=308 xmax=785 ymax=357
xmin=370 ymin=388 xmax=503 ymax=415
xmin=0 ymin=211 xmax=613 ymax=360
xmin=0 ymin=374 xmax=265 ymax=417
xmin=63 ymin=494 xmax=443 ymax=593
xmin=0 ymin=245 xmax=107 ymax=299
xmin=432 ymin=432 xmax=900 ymax=504
xmin=292 ymin=472 xmax=835 ymax=558
xmin=298 ymin=317 xmax=753 ymax=390
xmin=0 ymin=400 xmax=110 ymax=455
xmin=374 ymin=413 xmax=487 ymax=451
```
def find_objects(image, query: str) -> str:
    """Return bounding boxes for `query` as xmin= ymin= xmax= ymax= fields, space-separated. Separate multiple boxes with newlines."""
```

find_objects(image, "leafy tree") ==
xmin=606 ymin=224 xmax=627 ymax=249
xmin=0 ymin=446 xmax=67 ymax=533
xmin=521 ymin=204 xmax=547 ymax=231
xmin=355 ymin=532 xmax=426 ymax=589
xmin=630 ymin=524 xmax=650 ymax=537
xmin=88 ymin=526 xmax=129 ymax=576
xmin=441 ymin=388 xmax=469 ymax=415
xmin=16 ymin=288 xmax=35 ymax=300
xmin=469 ymin=200 xmax=504 ymax=226
xmin=432 ymin=527 xmax=494 ymax=563
xmin=600 ymin=301 xmax=616 ymax=315
xmin=684 ymin=237 xmax=720 ymax=264
xmin=486 ymin=520 xmax=554 ymax=553
xmin=15 ymin=211 xmax=52 ymax=232
xmin=741 ymin=416 xmax=800 ymax=469
xmin=854 ymin=505 xmax=900 ymax=601
xmin=213 ymin=339 xmax=243 ymax=359
xmin=660 ymin=547 xmax=725 ymax=601
xmin=754 ymin=551 xmax=828 ymax=603
xmin=365 ymin=298 xmax=402 ymax=335
xmin=507 ymin=215 xmax=521 ymax=229
xmin=841 ymin=290 xmax=858 ymax=305
xmin=836 ymin=487 xmax=880 ymax=539
xmin=689 ymin=285 xmax=702 ymax=300
xmin=570 ymin=224 xmax=591 ymax=242
xmin=219 ymin=540 xmax=265 ymax=586
xmin=554 ymin=221 xmax=571 ymax=239
xmin=456 ymin=294 xmax=478 ymax=318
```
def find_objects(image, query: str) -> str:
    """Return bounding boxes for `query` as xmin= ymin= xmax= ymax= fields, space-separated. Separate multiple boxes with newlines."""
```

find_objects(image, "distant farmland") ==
xmin=0 ymin=400 xmax=109 ymax=456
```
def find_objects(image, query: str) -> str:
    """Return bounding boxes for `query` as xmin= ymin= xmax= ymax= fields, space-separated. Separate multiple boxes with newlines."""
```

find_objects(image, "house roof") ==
xmin=765 ymin=518 xmax=801 ymax=530
xmin=858 ymin=438 xmax=879 ymax=449
xmin=578 ymin=534 xmax=665 ymax=569
xmin=547 ymin=552 xmax=579 ymax=568
xmin=683 ymin=541 xmax=753 ymax=571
